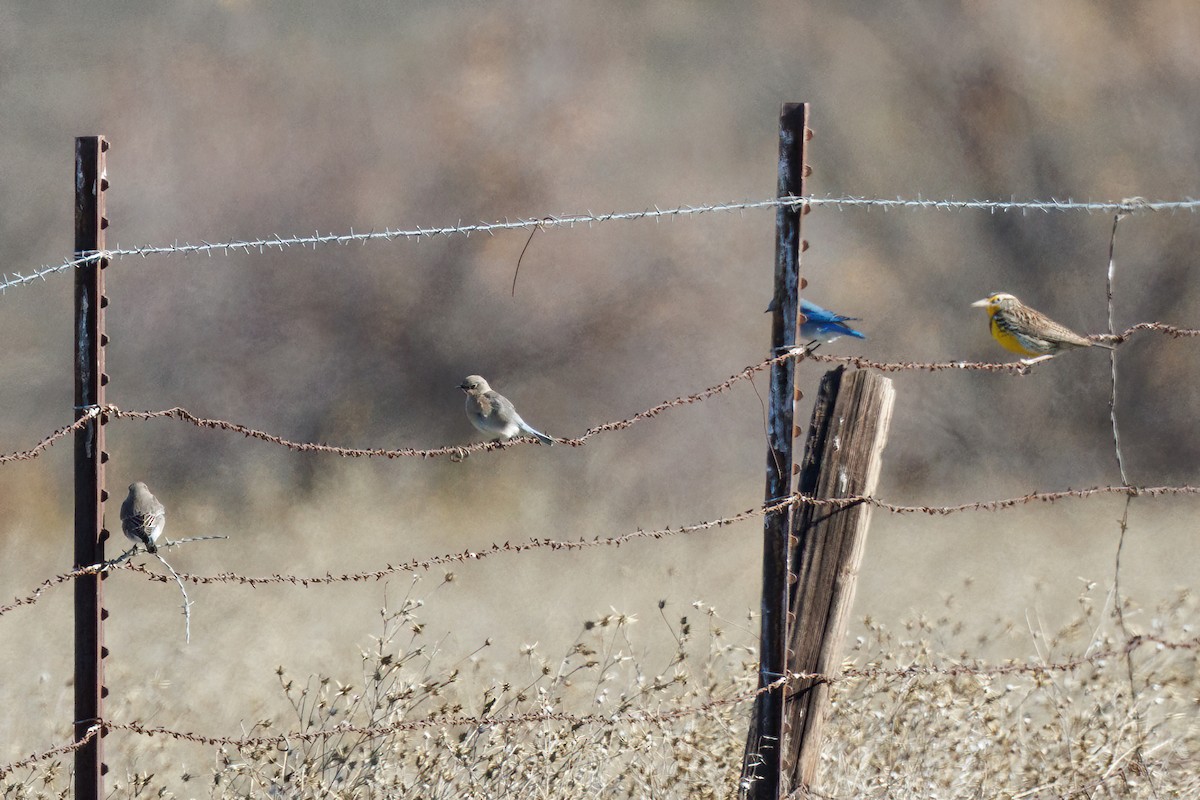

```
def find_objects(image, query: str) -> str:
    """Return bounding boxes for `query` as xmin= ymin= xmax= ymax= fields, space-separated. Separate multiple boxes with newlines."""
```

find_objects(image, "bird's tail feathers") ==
xmin=522 ymin=425 xmax=555 ymax=446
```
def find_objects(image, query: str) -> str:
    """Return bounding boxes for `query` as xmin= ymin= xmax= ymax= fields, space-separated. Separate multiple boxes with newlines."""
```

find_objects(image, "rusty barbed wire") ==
xmin=121 ymin=497 xmax=797 ymax=589
xmin=2 ymin=359 xmax=787 ymax=465
xmin=803 ymin=322 xmax=1200 ymax=373
xmin=92 ymin=355 xmax=800 ymax=458
xmin=802 ymin=484 xmax=1200 ymax=515
xmin=0 ymin=538 xmax=220 ymax=620
xmin=110 ymin=677 xmax=786 ymax=750
xmin=4 ymin=482 xmax=1197 ymax=614
xmin=0 ymin=411 xmax=96 ymax=465
xmin=5 ymin=632 xmax=1192 ymax=778
xmin=1118 ymin=321 xmax=1200 ymax=338
xmin=0 ymin=322 xmax=1192 ymax=468
xmin=106 ymin=485 xmax=1194 ymax=587
xmin=831 ymin=633 xmax=1200 ymax=683
xmin=0 ymin=724 xmax=99 ymax=779
xmin=805 ymin=353 xmax=1031 ymax=374
xmin=0 ymin=563 xmax=111 ymax=618
xmin=0 ymin=499 xmax=790 ymax=615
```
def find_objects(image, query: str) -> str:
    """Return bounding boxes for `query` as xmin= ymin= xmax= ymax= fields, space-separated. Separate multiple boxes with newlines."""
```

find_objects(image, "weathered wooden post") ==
xmin=783 ymin=367 xmax=894 ymax=796
xmin=741 ymin=103 xmax=895 ymax=799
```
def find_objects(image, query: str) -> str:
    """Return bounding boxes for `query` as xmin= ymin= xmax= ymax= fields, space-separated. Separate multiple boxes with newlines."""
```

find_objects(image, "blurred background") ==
xmin=1 ymin=0 xmax=1198 ymax=786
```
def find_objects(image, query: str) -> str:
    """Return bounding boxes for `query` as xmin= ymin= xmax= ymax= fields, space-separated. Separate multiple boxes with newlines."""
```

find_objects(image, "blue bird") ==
xmin=799 ymin=299 xmax=866 ymax=346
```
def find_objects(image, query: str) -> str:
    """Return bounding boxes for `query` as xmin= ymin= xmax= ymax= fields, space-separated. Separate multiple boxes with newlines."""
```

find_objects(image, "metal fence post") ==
xmin=74 ymin=135 xmax=109 ymax=800
xmin=741 ymin=102 xmax=810 ymax=800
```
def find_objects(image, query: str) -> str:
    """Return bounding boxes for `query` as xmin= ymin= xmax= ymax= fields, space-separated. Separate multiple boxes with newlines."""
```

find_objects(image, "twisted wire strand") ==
xmin=6 ymin=632 xmax=1194 ymax=776
xmin=2 ymin=321 xmax=1191 ymax=468
xmin=4 ymin=482 xmax=1196 ymax=618
xmin=0 ymin=724 xmax=99 ymax=778
xmin=3 ymin=194 xmax=1196 ymax=295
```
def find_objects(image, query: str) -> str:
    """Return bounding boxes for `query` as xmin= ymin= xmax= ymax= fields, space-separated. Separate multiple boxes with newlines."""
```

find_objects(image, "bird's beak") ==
xmin=970 ymin=298 xmax=990 ymax=308
xmin=457 ymin=382 xmax=469 ymax=391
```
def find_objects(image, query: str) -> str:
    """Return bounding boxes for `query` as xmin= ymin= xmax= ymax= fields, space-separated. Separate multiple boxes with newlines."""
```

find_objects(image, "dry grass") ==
xmin=4 ymin=578 xmax=1196 ymax=799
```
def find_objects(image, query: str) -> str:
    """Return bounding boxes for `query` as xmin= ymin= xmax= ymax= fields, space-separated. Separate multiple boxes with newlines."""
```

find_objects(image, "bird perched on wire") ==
xmin=459 ymin=375 xmax=554 ymax=445
xmin=120 ymin=482 xmax=166 ymax=554
xmin=972 ymin=292 xmax=1115 ymax=364
xmin=800 ymin=299 xmax=867 ymax=346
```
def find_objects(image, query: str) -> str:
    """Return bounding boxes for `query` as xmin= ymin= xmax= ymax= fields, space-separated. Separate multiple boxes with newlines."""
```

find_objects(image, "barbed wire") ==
xmin=3 ymin=194 xmax=1198 ymax=296
xmin=0 ymin=356 xmax=795 ymax=464
xmin=116 ymin=497 xmax=798 ymax=589
xmin=103 ymin=484 xmax=1200 ymax=589
xmin=806 ymin=322 xmax=1200 ymax=373
xmin=1 ymin=320 xmax=1192 ymax=470
xmin=4 ymin=481 xmax=1195 ymax=619
xmin=0 ymin=565 xmax=104 ymax=618
xmin=0 ymin=537 xmax=221 ymax=620
xmin=803 ymin=195 xmax=1198 ymax=214
xmin=112 ymin=676 xmax=784 ymax=748
xmin=817 ymin=483 xmax=1200 ymax=515
xmin=1118 ymin=321 xmax=1200 ymax=338
xmin=0 ymin=409 xmax=96 ymax=465
xmin=0 ymin=724 xmax=99 ymax=779
xmin=5 ymin=632 xmax=1194 ymax=779
xmin=0 ymin=679 xmax=789 ymax=778
xmin=4 ymin=193 xmax=1196 ymax=788
xmin=0 ymin=498 xmax=789 ymax=617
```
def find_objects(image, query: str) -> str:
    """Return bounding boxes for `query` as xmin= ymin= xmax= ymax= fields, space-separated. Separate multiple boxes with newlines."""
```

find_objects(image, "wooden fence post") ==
xmin=783 ymin=367 xmax=895 ymax=795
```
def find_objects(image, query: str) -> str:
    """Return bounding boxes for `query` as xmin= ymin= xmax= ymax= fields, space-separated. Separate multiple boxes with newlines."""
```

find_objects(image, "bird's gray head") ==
xmin=129 ymin=481 xmax=150 ymax=495
xmin=459 ymin=375 xmax=491 ymax=395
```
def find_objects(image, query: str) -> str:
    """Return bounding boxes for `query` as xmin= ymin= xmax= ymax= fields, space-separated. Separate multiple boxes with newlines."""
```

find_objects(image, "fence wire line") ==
xmin=6 ymin=633 xmax=1195 ymax=777
xmin=105 ymin=484 xmax=1200 ymax=589
xmin=0 ymin=410 xmax=96 ymax=466
xmin=0 ymin=565 xmax=98 ymax=618
xmin=0 ymin=724 xmax=99 ymax=779
xmin=2 ymin=196 xmax=1194 ymax=784
xmin=4 ymin=482 xmax=1197 ymax=619
xmin=0 ymin=498 xmax=796 ymax=614
xmin=0 ymin=677 xmax=791 ymax=778
xmin=3 ymin=194 xmax=1198 ymax=295
xmin=1 ymin=321 xmax=1193 ymax=469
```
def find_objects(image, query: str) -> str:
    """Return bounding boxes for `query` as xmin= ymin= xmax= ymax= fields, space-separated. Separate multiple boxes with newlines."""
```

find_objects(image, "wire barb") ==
xmin=4 ymin=194 xmax=1200 ymax=295
xmin=3 ymin=630 xmax=1194 ymax=778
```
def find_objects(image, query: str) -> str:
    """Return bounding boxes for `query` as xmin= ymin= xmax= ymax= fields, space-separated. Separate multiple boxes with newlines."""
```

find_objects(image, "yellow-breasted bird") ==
xmin=972 ymin=292 xmax=1115 ymax=364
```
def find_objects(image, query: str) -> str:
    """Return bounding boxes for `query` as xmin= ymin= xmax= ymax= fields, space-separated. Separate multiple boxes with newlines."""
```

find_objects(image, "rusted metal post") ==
xmin=741 ymin=102 xmax=809 ymax=800
xmin=74 ymin=135 xmax=109 ymax=800
xmin=783 ymin=368 xmax=894 ymax=796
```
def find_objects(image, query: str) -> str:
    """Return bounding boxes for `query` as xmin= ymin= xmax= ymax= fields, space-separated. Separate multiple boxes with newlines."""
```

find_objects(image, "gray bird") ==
xmin=459 ymin=375 xmax=554 ymax=445
xmin=120 ymin=482 xmax=165 ymax=554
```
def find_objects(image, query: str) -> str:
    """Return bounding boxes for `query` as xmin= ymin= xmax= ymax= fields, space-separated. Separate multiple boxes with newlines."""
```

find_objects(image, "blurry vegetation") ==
xmin=5 ymin=578 xmax=1198 ymax=798
xmin=1 ymin=1 xmax=1198 ymax=797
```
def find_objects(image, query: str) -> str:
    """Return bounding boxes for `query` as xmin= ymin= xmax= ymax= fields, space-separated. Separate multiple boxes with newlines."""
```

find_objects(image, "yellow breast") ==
xmin=989 ymin=312 xmax=1040 ymax=356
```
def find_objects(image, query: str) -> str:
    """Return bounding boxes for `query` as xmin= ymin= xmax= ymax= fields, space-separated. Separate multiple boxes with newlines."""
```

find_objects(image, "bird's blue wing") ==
xmin=800 ymin=299 xmax=866 ymax=340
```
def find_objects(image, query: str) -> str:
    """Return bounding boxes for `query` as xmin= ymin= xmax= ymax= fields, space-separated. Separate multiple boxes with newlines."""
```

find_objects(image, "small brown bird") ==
xmin=972 ymin=292 xmax=1115 ymax=364
xmin=120 ymin=482 xmax=166 ymax=554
